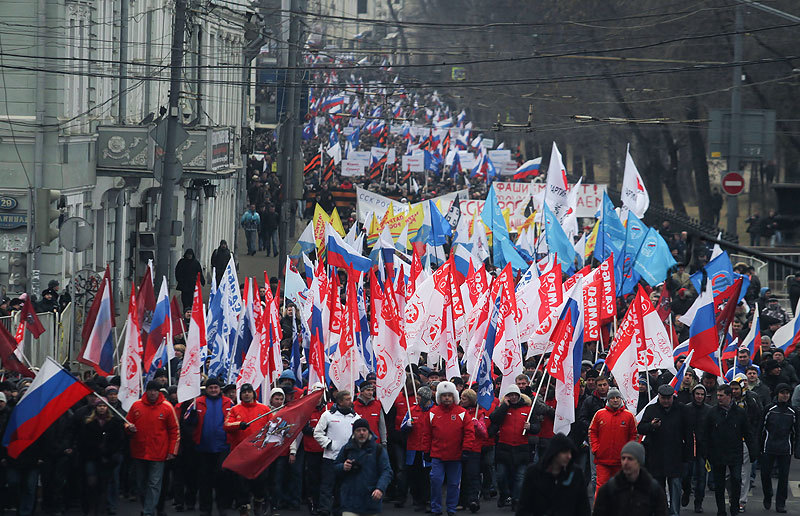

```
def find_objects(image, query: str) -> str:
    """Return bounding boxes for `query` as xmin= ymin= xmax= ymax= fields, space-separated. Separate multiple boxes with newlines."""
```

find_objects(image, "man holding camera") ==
xmin=334 ymin=418 xmax=393 ymax=516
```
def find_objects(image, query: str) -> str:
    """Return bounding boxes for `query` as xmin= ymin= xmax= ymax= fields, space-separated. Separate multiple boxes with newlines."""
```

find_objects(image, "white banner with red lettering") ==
xmin=460 ymin=182 xmax=607 ymax=230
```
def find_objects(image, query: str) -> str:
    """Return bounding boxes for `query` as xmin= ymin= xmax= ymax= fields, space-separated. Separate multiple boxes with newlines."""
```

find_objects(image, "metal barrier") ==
xmin=0 ymin=310 xmax=64 ymax=369
xmin=764 ymin=253 xmax=800 ymax=293
xmin=730 ymin=254 xmax=768 ymax=291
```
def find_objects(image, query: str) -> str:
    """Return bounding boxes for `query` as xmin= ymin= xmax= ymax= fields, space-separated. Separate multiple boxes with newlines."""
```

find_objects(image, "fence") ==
xmin=0 ymin=308 xmax=68 ymax=370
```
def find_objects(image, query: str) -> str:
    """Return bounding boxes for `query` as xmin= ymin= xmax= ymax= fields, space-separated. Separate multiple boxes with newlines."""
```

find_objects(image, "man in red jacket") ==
xmin=424 ymin=381 xmax=475 ymax=516
xmin=588 ymin=388 xmax=638 ymax=498
xmin=223 ymin=383 xmax=271 ymax=516
xmin=126 ymin=380 xmax=180 ymax=516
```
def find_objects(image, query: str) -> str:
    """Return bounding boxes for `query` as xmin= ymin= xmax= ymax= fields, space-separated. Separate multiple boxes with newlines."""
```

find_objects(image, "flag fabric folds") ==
xmin=2 ymin=357 xmax=93 ymax=458
xmin=178 ymin=276 xmax=207 ymax=403
xmin=120 ymin=285 xmax=143 ymax=411
xmin=78 ymin=276 xmax=115 ymax=376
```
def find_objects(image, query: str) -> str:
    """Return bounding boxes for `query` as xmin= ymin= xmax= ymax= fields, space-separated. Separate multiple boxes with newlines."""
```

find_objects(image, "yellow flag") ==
xmin=312 ymin=204 xmax=330 ymax=250
xmin=406 ymin=203 xmax=425 ymax=243
xmin=585 ymin=220 xmax=600 ymax=260
xmin=366 ymin=213 xmax=380 ymax=248
xmin=330 ymin=207 xmax=346 ymax=237
xmin=502 ymin=208 xmax=512 ymax=233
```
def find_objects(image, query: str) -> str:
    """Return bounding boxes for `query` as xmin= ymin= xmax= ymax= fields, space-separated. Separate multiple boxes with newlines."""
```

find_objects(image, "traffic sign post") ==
xmin=722 ymin=171 xmax=745 ymax=196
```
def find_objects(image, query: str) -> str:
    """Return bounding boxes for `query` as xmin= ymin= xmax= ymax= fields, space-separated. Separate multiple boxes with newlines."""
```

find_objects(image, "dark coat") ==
xmin=76 ymin=415 xmax=126 ymax=462
xmin=210 ymin=246 xmax=232 ymax=283
xmin=174 ymin=252 xmax=204 ymax=293
xmin=637 ymin=401 xmax=692 ymax=478
xmin=575 ymin=391 xmax=605 ymax=444
xmin=489 ymin=398 xmax=536 ymax=466
xmin=516 ymin=435 xmax=590 ymax=516
xmin=749 ymin=380 xmax=772 ymax=408
xmin=702 ymin=404 xmax=755 ymax=465
xmin=334 ymin=435 xmax=393 ymax=514
xmin=592 ymin=467 xmax=668 ymax=516
xmin=760 ymin=402 xmax=800 ymax=458
xmin=684 ymin=401 xmax=711 ymax=458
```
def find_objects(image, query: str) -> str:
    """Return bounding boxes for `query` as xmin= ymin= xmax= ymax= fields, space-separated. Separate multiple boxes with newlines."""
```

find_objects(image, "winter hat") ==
xmin=606 ymin=388 xmax=622 ymax=402
xmin=269 ymin=387 xmax=285 ymax=401
xmin=621 ymin=440 xmax=646 ymax=465
xmin=279 ymin=370 xmax=296 ymax=382
xmin=352 ymin=418 xmax=370 ymax=433
xmin=775 ymin=383 xmax=792 ymax=394
xmin=436 ymin=381 xmax=460 ymax=405
xmin=501 ymin=384 xmax=521 ymax=398
xmin=205 ymin=378 xmax=221 ymax=388
xmin=145 ymin=380 xmax=161 ymax=392
xmin=691 ymin=384 xmax=706 ymax=394
xmin=0 ymin=392 xmax=6 ymax=403
xmin=240 ymin=383 xmax=255 ymax=393
xmin=417 ymin=386 xmax=433 ymax=405
xmin=657 ymin=384 xmax=675 ymax=397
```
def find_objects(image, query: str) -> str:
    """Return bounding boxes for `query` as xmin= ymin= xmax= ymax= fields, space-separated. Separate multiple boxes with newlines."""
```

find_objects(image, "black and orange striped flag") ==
xmin=303 ymin=153 xmax=321 ymax=176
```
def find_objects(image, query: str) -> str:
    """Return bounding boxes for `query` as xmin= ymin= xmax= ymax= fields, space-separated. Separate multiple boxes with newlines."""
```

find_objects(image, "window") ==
xmin=357 ymin=0 xmax=368 ymax=15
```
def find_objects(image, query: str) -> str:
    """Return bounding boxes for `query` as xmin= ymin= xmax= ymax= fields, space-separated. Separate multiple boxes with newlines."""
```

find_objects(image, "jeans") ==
xmin=760 ymin=453 xmax=791 ymax=508
xmin=265 ymin=230 xmax=279 ymax=256
xmin=174 ymin=447 xmax=198 ymax=509
xmin=245 ymin=229 xmax=259 ymax=254
xmin=389 ymin=436 xmax=407 ymax=501
xmin=480 ymin=446 xmax=496 ymax=496
xmin=655 ymin=475 xmax=682 ymax=516
xmin=406 ymin=451 xmax=430 ymax=508
xmin=135 ymin=459 xmax=165 ymax=516
xmin=682 ymin=457 xmax=707 ymax=507
xmin=197 ymin=451 xmax=231 ymax=514
xmin=108 ymin=453 xmax=123 ymax=512
xmin=430 ymin=458 xmax=462 ymax=515
xmin=286 ymin=447 xmax=304 ymax=507
xmin=7 ymin=466 xmax=38 ymax=516
xmin=304 ymin=451 xmax=323 ymax=509
xmin=460 ymin=451 xmax=481 ymax=505
xmin=495 ymin=460 xmax=525 ymax=502
xmin=711 ymin=462 xmax=741 ymax=516
xmin=319 ymin=457 xmax=338 ymax=515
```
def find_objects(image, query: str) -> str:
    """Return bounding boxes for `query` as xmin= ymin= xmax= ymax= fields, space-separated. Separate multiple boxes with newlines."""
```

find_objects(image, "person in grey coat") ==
xmin=335 ymin=418 xmax=393 ymax=516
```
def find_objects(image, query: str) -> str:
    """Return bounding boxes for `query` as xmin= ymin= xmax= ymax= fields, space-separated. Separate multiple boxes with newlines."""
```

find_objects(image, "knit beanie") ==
xmin=352 ymin=418 xmax=370 ymax=433
xmin=621 ymin=441 xmax=646 ymax=465
xmin=606 ymin=388 xmax=622 ymax=403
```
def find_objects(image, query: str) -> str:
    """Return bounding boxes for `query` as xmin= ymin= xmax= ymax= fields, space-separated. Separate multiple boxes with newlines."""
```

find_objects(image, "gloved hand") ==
xmin=239 ymin=421 xmax=250 ymax=430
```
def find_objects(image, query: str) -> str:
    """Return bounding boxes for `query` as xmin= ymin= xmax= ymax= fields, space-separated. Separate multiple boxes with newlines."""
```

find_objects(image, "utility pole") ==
xmin=155 ymin=0 xmax=188 ymax=285
xmin=278 ymin=0 xmax=301 ymax=273
xmin=118 ymin=0 xmax=129 ymax=123
xmin=726 ymin=2 xmax=743 ymax=237
xmin=30 ymin=0 xmax=47 ymax=298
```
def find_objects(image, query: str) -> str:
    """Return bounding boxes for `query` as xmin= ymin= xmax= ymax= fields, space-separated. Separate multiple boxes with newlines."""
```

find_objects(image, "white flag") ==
xmin=621 ymin=146 xmax=649 ymax=218
xmin=120 ymin=286 xmax=143 ymax=412
xmin=178 ymin=279 xmax=206 ymax=403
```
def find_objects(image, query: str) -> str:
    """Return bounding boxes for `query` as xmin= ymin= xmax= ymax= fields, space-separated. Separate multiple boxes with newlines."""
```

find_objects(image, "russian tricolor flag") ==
xmin=739 ymin=304 xmax=760 ymax=359
xmin=771 ymin=298 xmax=800 ymax=356
xmin=145 ymin=278 xmax=173 ymax=372
xmin=78 ymin=277 xmax=115 ymax=375
xmin=320 ymin=96 xmax=344 ymax=113
xmin=513 ymin=158 xmax=541 ymax=180
xmin=2 ymin=357 xmax=92 ymax=458
xmin=686 ymin=284 xmax=721 ymax=376
xmin=669 ymin=350 xmax=695 ymax=393
xmin=327 ymin=225 xmax=372 ymax=273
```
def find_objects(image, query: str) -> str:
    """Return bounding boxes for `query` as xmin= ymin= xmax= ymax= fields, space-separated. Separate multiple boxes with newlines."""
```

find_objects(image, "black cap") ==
xmin=352 ymin=418 xmax=370 ymax=432
xmin=775 ymin=383 xmax=792 ymax=394
xmin=240 ymin=383 xmax=255 ymax=393
xmin=223 ymin=383 xmax=237 ymax=392
xmin=657 ymin=384 xmax=675 ymax=397
xmin=205 ymin=378 xmax=220 ymax=388
xmin=154 ymin=368 xmax=168 ymax=379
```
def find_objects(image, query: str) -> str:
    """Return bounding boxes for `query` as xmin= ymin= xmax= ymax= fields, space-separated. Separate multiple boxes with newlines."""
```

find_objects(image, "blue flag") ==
xmin=634 ymin=228 xmax=677 ymax=286
xmin=481 ymin=184 xmax=509 ymax=241
xmin=593 ymin=192 xmax=626 ymax=262
xmin=543 ymin=202 xmax=576 ymax=272
xmin=427 ymin=200 xmax=452 ymax=246
xmin=493 ymin=235 xmax=529 ymax=272
xmin=618 ymin=212 xmax=648 ymax=295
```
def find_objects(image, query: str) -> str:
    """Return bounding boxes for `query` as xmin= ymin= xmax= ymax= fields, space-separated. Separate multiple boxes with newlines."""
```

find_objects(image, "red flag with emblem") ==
xmin=223 ymin=389 xmax=324 ymax=479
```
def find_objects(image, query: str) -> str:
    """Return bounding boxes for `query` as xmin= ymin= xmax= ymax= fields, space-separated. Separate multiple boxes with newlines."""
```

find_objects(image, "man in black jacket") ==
xmin=731 ymin=375 xmax=763 ymax=512
xmin=638 ymin=384 xmax=692 ymax=516
xmin=760 ymin=383 xmax=800 ymax=513
xmin=702 ymin=384 xmax=755 ymax=516
xmin=682 ymin=384 xmax=710 ymax=512
xmin=593 ymin=441 xmax=668 ymax=516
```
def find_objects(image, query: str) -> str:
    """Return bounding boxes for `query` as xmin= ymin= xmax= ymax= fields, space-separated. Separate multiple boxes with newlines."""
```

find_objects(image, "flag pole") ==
xmin=93 ymin=392 xmax=129 ymax=422
xmin=523 ymin=372 xmax=551 ymax=435
xmin=247 ymin=403 xmax=284 ymax=425
xmin=406 ymin=363 xmax=417 ymax=399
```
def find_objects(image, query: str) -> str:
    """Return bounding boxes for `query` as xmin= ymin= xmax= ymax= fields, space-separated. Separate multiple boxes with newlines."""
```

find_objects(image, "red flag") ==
xmin=0 ymin=323 xmax=34 ymax=377
xmin=170 ymin=296 xmax=186 ymax=338
xmin=137 ymin=263 xmax=156 ymax=340
xmin=656 ymin=282 xmax=672 ymax=321
xmin=223 ymin=389 xmax=325 ymax=479
xmin=19 ymin=294 xmax=45 ymax=338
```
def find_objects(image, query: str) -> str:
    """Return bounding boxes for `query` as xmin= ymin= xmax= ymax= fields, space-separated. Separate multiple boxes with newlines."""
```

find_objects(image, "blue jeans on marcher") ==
xmin=266 ymin=230 xmax=279 ymax=256
xmin=496 ymin=460 xmax=526 ymax=502
xmin=430 ymin=458 xmax=462 ymax=515
xmin=135 ymin=459 xmax=165 ymax=516
xmin=7 ymin=466 xmax=38 ymax=516
xmin=655 ymin=475 xmax=682 ymax=516
xmin=245 ymin=229 xmax=259 ymax=254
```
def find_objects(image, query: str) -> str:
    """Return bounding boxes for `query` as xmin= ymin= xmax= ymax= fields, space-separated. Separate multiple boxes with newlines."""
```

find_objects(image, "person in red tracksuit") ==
xmin=588 ymin=388 xmax=638 ymax=498
xmin=126 ymin=381 xmax=180 ymax=516
xmin=302 ymin=394 xmax=329 ymax=514
xmin=423 ymin=381 xmax=476 ymax=516
xmin=489 ymin=384 xmax=536 ymax=510
xmin=390 ymin=378 xmax=417 ymax=507
xmin=223 ymin=383 xmax=272 ymax=516
xmin=353 ymin=383 xmax=387 ymax=446
xmin=477 ymin=394 xmax=499 ymax=501
xmin=401 ymin=386 xmax=431 ymax=512
xmin=459 ymin=389 xmax=486 ymax=513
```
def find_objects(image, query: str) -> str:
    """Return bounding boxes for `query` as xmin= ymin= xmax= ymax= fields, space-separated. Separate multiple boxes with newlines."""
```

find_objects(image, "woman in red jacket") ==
xmin=424 ymin=381 xmax=475 ymax=516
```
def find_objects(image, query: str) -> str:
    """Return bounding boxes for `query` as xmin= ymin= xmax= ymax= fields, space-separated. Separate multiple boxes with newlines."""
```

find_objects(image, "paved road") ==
xmin=97 ymin=458 xmax=800 ymax=516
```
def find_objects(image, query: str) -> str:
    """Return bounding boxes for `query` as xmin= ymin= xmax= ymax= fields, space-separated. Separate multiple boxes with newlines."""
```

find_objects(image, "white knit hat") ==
xmin=436 ymin=381 xmax=460 ymax=405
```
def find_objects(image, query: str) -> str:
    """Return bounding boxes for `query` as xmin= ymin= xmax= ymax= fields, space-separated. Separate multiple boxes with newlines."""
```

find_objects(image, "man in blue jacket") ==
xmin=335 ymin=418 xmax=393 ymax=516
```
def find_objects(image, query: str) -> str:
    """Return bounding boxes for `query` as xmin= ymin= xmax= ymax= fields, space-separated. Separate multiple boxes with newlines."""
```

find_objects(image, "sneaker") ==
xmin=238 ymin=505 xmax=251 ymax=516
xmin=681 ymin=490 xmax=690 ymax=507
xmin=763 ymin=496 xmax=771 ymax=510
xmin=738 ymin=502 xmax=745 ymax=512
xmin=776 ymin=507 xmax=787 ymax=513
xmin=693 ymin=506 xmax=703 ymax=513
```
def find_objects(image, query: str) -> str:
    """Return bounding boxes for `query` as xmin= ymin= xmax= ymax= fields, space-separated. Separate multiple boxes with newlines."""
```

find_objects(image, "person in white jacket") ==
xmin=314 ymin=390 xmax=360 ymax=516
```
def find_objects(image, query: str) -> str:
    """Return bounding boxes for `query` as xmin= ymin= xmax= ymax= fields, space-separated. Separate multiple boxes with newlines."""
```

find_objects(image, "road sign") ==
xmin=722 ymin=171 xmax=745 ymax=195
xmin=59 ymin=217 xmax=93 ymax=252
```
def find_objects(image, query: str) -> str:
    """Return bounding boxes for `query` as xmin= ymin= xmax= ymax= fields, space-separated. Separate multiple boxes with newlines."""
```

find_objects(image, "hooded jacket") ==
xmin=314 ymin=404 xmax=360 ymax=460
xmin=515 ymin=433 xmax=590 ymax=516
xmin=334 ymin=433 xmax=393 ymax=514
xmin=588 ymin=404 xmax=638 ymax=466
xmin=760 ymin=401 xmax=800 ymax=457
xmin=126 ymin=392 xmax=180 ymax=461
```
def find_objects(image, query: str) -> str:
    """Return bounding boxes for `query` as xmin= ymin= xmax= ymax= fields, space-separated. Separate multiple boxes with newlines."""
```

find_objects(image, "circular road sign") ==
xmin=722 ymin=172 xmax=745 ymax=196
